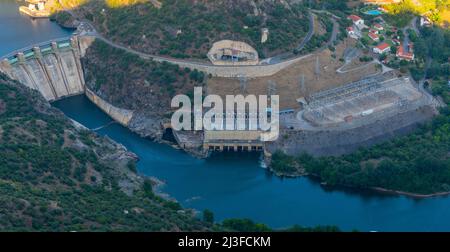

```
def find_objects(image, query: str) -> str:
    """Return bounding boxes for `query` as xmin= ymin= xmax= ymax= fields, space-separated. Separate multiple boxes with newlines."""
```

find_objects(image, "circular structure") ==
xmin=207 ymin=40 xmax=259 ymax=66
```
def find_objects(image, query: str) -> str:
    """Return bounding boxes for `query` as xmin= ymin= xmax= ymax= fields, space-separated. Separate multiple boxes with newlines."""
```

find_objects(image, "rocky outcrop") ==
xmin=127 ymin=110 xmax=165 ymax=140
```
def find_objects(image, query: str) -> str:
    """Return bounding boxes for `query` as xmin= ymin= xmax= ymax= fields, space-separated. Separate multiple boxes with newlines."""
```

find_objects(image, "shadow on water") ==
xmin=162 ymin=128 xmax=177 ymax=143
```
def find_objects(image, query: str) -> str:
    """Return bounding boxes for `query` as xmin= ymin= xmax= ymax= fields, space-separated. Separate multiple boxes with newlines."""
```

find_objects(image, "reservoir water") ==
xmin=3 ymin=0 xmax=450 ymax=232
xmin=0 ymin=0 xmax=73 ymax=56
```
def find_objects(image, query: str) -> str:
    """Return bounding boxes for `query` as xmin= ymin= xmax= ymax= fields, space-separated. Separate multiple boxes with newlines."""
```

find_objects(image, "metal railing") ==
xmin=1 ymin=36 xmax=73 ymax=60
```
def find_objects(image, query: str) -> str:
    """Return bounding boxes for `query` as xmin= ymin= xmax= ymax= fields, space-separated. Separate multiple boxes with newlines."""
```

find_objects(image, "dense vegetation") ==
xmin=56 ymin=0 xmax=310 ymax=58
xmin=407 ymin=26 xmax=450 ymax=83
xmin=82 ymin=39 xmax=204 ymax=113
xmin=219 ymin=218 xmax=340 ymax=232
xmin=272 ymin=105 xmax=450 ymax=194
xmin=0 ymin=73 xmax=210 ymax=231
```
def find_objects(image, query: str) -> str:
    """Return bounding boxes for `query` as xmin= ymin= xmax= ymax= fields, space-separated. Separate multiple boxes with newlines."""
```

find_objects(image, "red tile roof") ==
xmin=368 ymin=32 xmax=379 ymax=40
xmin=348 ymin=15 xmax=362 ymax=23
xmin=375 ymin=42 xmax=390 ymax=51
xmin=396 ymin=43 xmax=414 ymax=60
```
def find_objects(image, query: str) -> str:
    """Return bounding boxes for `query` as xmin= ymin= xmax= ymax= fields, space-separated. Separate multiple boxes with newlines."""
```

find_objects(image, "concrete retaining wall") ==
xmin=152 ymin=54 xmax=312 ymax=78
xmin=267 ymin=105 xmax=438 ymax=157
xmin=85 ymin=88 xmax=134 ymax=126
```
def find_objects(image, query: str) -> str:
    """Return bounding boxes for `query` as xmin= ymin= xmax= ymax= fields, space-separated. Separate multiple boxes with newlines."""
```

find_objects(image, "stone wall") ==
xmin=152 ymin=54 xmax=312 ymax=78
xmin=266 ymin=105 xmax=438 ymax=157
xmin=85 ymin=88 xmax=134 ymax=126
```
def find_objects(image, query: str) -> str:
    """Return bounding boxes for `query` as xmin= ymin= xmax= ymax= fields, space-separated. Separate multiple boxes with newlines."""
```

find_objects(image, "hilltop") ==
xmin=53 ymin=0 xmax=311 ymax=58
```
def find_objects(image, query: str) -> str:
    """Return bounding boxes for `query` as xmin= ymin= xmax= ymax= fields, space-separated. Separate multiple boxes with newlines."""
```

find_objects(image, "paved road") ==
xmin=24 ymin=5 xmax=321 ymax=70
xmin=260 ymin=10 xmax=315 ymax=64
xmin=326 ymin=18 xmax=339 ymax=47
xmin=410 ymin=17 xmax=420 ymax=35
xmin=297 ymin=11 xmax=315 ymax=51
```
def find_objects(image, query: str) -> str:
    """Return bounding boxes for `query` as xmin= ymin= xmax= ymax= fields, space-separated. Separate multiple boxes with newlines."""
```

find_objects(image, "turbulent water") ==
xmin=3 ymin=0 xmax=450 ymax=231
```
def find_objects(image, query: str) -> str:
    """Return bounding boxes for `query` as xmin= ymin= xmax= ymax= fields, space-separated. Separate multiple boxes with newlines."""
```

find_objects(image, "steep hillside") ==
xmin=82 ymin=39 xmax=205 ymax=139
xmin=0 ymin=73 xmax=210 ymax=231
xmin=55 ymin=0 xmax=310 ymax=58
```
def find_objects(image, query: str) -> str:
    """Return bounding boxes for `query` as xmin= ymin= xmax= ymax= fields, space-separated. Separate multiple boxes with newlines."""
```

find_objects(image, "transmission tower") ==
xmin=299 ymin=74 xmax=306 ymax=94
xmin=315 ymin=56 xmax=321 ymax=79
xmin=267 ymin=80 xmax=277 ymax=96
xmin=239 ymin=75 xmax=248 ymax=94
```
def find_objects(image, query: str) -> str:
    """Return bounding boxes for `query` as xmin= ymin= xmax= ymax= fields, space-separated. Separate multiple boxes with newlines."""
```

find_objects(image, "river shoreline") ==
xmin=269 ymin=166 xmax=450 ymax=199
xmin=81 ymin=88 xmax=446 ymax=200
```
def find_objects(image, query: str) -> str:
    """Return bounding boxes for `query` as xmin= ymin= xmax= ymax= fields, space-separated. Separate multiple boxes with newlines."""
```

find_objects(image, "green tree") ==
xmin=203 ymin=209 xmax=214 ymax=224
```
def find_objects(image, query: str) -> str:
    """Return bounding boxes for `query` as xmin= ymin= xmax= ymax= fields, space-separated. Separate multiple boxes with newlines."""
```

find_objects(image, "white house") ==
xmin=347 ymin=26 xmax=360 ymax=39
xmin=368 ymin=32 xmax=380 ymax=42
xmin=374 ymin=23 xmax=384 ymax=31
xmin=348 ymin=15 xmax=365 ymax=30
xmin=373 ymin=42 xmax=391 ymax=54
xmin=420 ymin=16 xmax=432 ymax=27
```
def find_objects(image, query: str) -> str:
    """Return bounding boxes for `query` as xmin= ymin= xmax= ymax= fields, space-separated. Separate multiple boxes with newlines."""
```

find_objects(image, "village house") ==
xmin=374 ymin=23 xmax=384 ymax=31
xmin=369 ymin=28 xmax=379 ymax=35
xmin=373 ymin=42 xmax=391 ymax=54
xmin=348 ymin=15 xmax=365 ymax=30
xmin=420 ymin=16 xmax=432 ymax=27
xmin=368 ymin=32 xmax=380 ymax=42
xmin=347 ymin=26 xmax=360 ymax=39
xmin=392 ymin=38 xmax=401 ymax=45
xmin=397 ymin=43 xmax=415 ymax=61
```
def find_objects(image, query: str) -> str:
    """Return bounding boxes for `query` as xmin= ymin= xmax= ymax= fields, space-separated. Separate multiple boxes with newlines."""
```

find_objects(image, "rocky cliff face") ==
xmin=81 ymin=39 xmax=205 ymax=140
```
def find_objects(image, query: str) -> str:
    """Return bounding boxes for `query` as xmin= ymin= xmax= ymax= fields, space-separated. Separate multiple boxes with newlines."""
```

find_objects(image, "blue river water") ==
xmin=3 ymin=0 xmax=450 ymax=231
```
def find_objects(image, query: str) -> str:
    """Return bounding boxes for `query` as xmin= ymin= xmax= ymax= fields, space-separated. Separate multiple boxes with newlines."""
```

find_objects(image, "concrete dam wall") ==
xmin=0 ymin=35 xmax=133 ymax=127
xmin=0 ymin=37 xmax=85 ymax=101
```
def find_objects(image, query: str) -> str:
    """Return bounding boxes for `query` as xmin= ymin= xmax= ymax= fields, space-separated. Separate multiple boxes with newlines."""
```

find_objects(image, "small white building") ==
xmin=347 ymin=26 xmax=360 ymax=39
xmin=373 ymin=42 xmax=391 ymax=54
xmin=348 ymin=15 xmax=365 ymax=30
xmin=261 ymin=28 xmax=269 ymax=44
xmin=374 ymin=23 xmax=384 ymax=31
xmin=369 ymin=28 xmax=379 ymax=35
xmin=420 ymin=16 xmax=432 ymax=27
xmin=368 ymin=32 xmax=380 ymax=42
